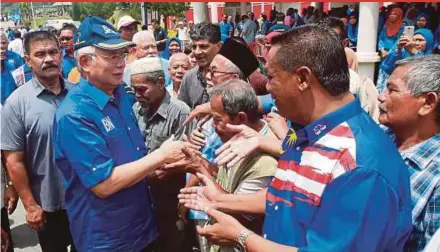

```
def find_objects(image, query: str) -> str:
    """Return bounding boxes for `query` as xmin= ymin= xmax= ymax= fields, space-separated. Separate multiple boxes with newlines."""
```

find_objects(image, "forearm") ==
xmin=258 ymin=135 xmax=282 ymax=157
xmin=245 ymin=233 xmax=298 ymax=252
xmin=93 ymin=149 xmax=165 ymax=198
xmin=213 ymin=188 xmax=267 ymax=215
xmin=5 ymin=162 xmax=37 ymax=208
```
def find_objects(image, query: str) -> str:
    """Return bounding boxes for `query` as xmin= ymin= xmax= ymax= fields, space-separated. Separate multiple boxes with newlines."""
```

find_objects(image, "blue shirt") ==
xmin=61 ymin=49 xmax=76 ymax=79
xmin=5 ymin=50 xmax=24 ymax=70
xmin=263 ymin=98 xmax=412 ymax=251
xmin=378 ymin=24 xmax=404 ymax=51
xmin=53 ymin=78 xmax=157 ymax=251
xmin=219 ymin=21 xmax=233 ymax=36
xmin=1 ymin=61 xmax=17 ymax=105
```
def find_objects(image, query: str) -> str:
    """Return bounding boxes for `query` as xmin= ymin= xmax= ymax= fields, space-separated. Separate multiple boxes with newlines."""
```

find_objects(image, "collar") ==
xmin=79 ymin=77 xmax=125 ymax=110
xmin=300 ymin=97 xmax=363 ymax=145
xmin=32 ymin=75 xmax=69 ymax=97
xmin=140 ymin=91 xmax=171 ymax=120
xmin=400 ymin=132 xmax=440 ymax=170
xmin=62 ymin=48 xmax=73 ymax=58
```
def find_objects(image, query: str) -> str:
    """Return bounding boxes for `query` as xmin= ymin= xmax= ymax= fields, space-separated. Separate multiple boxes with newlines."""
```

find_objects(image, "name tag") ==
xmin=101 ymin=116 xmax=115 ymax=132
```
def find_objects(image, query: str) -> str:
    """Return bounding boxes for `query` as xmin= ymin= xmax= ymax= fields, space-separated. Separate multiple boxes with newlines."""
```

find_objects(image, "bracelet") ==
xmin=236 ymin=228 xmax=254 ymax=251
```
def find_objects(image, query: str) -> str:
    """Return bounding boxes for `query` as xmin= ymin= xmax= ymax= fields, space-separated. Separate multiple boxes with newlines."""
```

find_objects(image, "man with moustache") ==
xmin=178 ymin=22 xmax=222 ymax=108
xmin=378 ymin=55 xmax=440 ymax=251
xmin=1 ymin=31 xmax=76 ymax=251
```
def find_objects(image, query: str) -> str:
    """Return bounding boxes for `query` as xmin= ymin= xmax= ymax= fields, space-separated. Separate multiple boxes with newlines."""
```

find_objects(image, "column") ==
xmin=240 ymin=2 xmax=247 ymax=15
xmin=313 ymin=2 xmax=324 ymax=10
xmin=210 ymin=2 xmax=219 ymax=23
xmin=193 ymin=2 xmax=209 ymax=23
xmin=356 ymin=2 xmax=380 ymax=79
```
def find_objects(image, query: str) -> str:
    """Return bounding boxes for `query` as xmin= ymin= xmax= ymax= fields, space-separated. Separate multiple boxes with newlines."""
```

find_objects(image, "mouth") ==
xmin=42 ymin=66 xmax=59 ymax=71
xmin=378 ymin=104 xmax=387 ymax=114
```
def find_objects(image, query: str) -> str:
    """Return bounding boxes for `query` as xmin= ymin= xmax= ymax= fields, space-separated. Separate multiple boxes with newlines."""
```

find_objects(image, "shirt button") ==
xmin=92 ymin=167 xmax=97 ymax=171
xmin=137 ymin=147 xmax=140 ymax=151
xmin=263 ymin=234 xmax=267 ymax=239
xmin=405 ymin=161 xmax=409 ymax=166
xmin=274 ymin=205 xmax=278 ymax=211
xmin=296 ymin=146 xmax=300 ymax=151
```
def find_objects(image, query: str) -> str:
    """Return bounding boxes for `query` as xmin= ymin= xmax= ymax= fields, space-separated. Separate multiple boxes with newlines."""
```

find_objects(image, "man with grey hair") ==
xmin=175 ymin=79 xmax=277 ymax=252
xmin=130 ymin=56 xmax=194 ymax=252
xmin=378 ymin=54 xmax=440 ymax=251
xmin=123 ymin=30 xmax=171 ymax=88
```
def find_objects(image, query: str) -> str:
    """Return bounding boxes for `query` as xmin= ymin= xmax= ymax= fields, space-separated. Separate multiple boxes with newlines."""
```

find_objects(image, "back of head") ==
xmin=271 ymin=24 xmax=350 ymax=96
xmin=23 ymin=31 xmax=59 ymax=55
xmin=317 ymin=16 xmax=346 ymax=40
xmin=14 ymin=30 xmax=21 ymax=39
xmin=210 ymin=79 xmax=259 ymax=122
xmin=189 ymin=22 xmax=221 ymax=44
xmin=60 ymin=23 xmax=77 ymax=35
xmin=132 ymin=30 xmax=155 ymax=44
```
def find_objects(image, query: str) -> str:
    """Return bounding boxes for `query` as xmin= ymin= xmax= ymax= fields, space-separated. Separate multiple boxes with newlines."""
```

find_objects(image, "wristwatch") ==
xmin=236 ymin=228 xmax=254 ymax=251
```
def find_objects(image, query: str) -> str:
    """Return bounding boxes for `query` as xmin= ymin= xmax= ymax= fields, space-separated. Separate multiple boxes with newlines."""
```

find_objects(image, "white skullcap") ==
xmin=130 ymin=57 xmax=164 ymax=76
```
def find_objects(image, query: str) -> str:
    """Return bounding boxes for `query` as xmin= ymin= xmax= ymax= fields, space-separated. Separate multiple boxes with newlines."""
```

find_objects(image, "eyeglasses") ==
xmin=59 ymin=37 xmax=73 ymax=42
xmin=93 ymin=51 xmax=128 ymax=64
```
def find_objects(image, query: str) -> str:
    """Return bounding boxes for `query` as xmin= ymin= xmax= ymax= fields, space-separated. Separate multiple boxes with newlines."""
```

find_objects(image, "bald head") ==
xmin=169 ymin=52 xmax=190 ymax=86
xmin=132 ymin=31 xmax=158 ymax=59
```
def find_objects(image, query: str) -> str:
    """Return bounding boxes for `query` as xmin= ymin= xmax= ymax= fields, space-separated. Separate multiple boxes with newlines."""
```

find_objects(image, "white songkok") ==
xmin=130 ymin=57 xmax=164 ymax=76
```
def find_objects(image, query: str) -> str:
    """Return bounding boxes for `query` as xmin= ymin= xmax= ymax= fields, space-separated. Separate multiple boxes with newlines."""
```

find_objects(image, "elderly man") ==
xmin=123 ymin=31 xmax=171 ymax=88
xmin=58 ymin=23 xmax=77 ymax=78
xmin=168 ymin=52 xmax=191 ymax=97
xmin=1 ymin=31 xmax=75 ymax=252
xmin=0 ymin=32 xmax=24 ymax=70
xmin=52 ymin=16 xmax=187 ymax=252
xmin=130 ymin=56 xmax=193 ymax=252
xmin=0 ymin=32 xmax=17 ymax=105
xmin=378 ymin=55 xmax=440 ymax=251
xmin=117 ymin=15 xmax=140 ymax=42
xmin=179 ymin=24 xmax=412 ymax=251
xmin=178 ymin=22 xmax=222 ymax=108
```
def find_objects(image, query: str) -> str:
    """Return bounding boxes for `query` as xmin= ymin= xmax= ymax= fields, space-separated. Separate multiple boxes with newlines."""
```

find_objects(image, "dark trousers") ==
xmin=1 ymin=207 xmax=14 ymax=252
xmin=141 ymin=239 xmax=158 ymax=252
xmin=36 ymin=210 xmax=76 ymax=252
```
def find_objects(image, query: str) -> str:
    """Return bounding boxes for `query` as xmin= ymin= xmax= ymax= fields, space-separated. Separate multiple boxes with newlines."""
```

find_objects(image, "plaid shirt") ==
xmin=397 ymin=132 xmax=440 ymax=251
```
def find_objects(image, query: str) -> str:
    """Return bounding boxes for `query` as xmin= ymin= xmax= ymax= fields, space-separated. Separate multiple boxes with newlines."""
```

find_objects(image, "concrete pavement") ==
xmin=8 ymin=201 xmax=41 ymax=252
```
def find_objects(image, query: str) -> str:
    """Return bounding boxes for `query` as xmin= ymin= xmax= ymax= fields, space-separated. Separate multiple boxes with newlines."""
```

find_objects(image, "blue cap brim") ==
xmin=94 ymin=38 xmax=135 ymax=50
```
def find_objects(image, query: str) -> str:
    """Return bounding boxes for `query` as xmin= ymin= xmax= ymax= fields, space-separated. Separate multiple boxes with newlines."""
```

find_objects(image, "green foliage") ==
xmin=76 ymin=2 xmax=118 ymax=21
xmin=72 ymin=3 xmax=81 ymax=21
xmin=147 ymin=3 xmax=191 ymax=18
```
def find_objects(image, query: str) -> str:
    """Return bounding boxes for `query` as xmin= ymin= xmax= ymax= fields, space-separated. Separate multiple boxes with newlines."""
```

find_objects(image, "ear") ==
xmin=418 ymin=92 xmax=439 ymax=117
xmin=129 ymin=46 xmax=136 ymax=56
xmin=216 ymin=41 xmax=223 ymax=50
xmin=158 ymin=77 xmax=165 ymax=90
xmin=295 ymin=66 xmax=312 ymax=92
xmin=24 ymin=54 xmax=31 ymax=67
xmin=79 ymin=54 xmax=92 ymax=73
xmin=342 ymin=38 xmax=349 ymax=48
xmin=236 ymin=112 xmax=249 ymax=124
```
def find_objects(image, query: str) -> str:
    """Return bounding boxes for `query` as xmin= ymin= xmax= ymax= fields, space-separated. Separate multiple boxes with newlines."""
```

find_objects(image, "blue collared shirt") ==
xmin=53 ymin=78 xmax=157 ymax=251
xmin=61 ymin=49 xmax=76 ymax=79
xmin=263 ymin=98 xmax=412 ymax=251
xmin=1 ymin=61 xmax=17 ymax=105
xmin=5 ymin=50 xmax=24 ymax=70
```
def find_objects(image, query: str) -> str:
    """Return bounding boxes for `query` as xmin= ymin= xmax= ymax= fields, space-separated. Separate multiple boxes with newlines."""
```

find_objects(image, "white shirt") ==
xmin=177 ymin=27 xmax=188 ymax=41
xmin=8 ymin=38 xmax=24 ymax=57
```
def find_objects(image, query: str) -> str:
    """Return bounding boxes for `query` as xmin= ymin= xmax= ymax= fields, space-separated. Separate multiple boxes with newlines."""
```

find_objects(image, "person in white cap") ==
xmin=117 ymin=15 xmax=140 ymax=42
xmin=130 ymin=56 xmax=194 ymax=252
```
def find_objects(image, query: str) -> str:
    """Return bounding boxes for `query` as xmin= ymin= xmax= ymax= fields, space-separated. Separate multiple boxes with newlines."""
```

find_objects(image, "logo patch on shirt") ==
xmin=101 ymin=116 xmax=115 ymax=132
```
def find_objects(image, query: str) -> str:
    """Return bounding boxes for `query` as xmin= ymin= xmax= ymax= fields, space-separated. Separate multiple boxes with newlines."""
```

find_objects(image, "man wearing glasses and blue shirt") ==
xmin=53 ymin=16 xmax=188 ymax=252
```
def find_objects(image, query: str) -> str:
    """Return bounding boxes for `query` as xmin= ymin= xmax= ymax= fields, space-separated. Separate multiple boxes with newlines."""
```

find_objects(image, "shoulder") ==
xmin=169 ymin=97 xmax=191 ymax=114
xmin=56 ymin=86 xmax=98 ymax=121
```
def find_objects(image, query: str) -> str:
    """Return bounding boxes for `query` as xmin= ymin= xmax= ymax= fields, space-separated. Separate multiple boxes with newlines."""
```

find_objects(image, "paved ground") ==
xmin=8 ymin=201 xmax=41 ymax=252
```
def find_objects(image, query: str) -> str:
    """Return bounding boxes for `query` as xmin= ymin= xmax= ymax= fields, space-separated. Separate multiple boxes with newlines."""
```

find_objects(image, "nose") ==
xmin=205 ymin=71 xmax=212 ymax=81
xmin=378 ymin=88 xmax=388 ymax=103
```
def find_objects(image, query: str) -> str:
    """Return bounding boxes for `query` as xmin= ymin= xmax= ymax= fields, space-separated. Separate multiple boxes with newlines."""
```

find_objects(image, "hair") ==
xmin=23 ymin=31 xmax=59 ymax=55
xmin=151 ymin=19 xmax=159 ymax=25
xmin=241 ymin=15 xmax=249 ymax=21
xmin=395 ymin=55 xmax=440 ymax=118
xmin=74 ymin=46 xmax=96 ymax=72
xmin=169 ymin=52 xmax=190 ymax=65
xmin=183 ymin=41 xmax=192 ymax=54
xmin=59 ymin=23 xmax=77 ymax=35
xmin=132 ymin=30 xmax=155 ymax=44
xmin=317 ymin=16 xmax=346 ymax=40
xmin=271 ymin=24 xmax=350 ymax=96
xmin=209 ymin=79 xmax=259 ymax=122
xmin=141 ymin=24 xmax=148 ymax=31
xmin=14 ymin=30 xmax=21 ymax=39
xmin=189 ymin=22 xmax=221 ymax=44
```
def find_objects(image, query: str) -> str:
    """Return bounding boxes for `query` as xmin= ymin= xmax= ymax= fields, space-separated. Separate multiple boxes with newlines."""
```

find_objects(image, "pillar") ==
xmin=356 ymin=2 xmax=381 ymax=79
xmin=313 ymin=2 xmax=324 ymax=10
xmin=210 ymin=2 xmax=219 ymax=23
xmin=193 ymin=2 xmax=209 ymax=23
xmin=240 ymin=2 xmax=247 ymax=15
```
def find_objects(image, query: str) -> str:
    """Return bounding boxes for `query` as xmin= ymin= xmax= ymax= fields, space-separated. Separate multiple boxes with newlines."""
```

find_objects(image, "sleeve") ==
xmin=54 ymin=114 xmax=115 ymax=189
xmin=1 ymin=101 xmax=25 ymax=151
xmin=423 ymin=185 xmax=440 ymax=246
xmin=378 ymin=27 xmax=386 ymax=51
xmin=381 ymin=50 xmax=404 ymax=75
xmin=260 ymin=94 xmax=275 ymax=114
xmin=300 ymin=169 xmax=407 ymax=252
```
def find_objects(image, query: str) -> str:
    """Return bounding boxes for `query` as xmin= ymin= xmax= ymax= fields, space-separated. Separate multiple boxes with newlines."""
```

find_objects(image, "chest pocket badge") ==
xmin=101 ymin=116 xmax=115 ymax=132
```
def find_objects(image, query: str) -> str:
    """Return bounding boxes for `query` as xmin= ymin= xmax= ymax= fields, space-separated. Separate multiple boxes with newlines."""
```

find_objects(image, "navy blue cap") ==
xmin=74 ymin=16 xmax=134 ymax=51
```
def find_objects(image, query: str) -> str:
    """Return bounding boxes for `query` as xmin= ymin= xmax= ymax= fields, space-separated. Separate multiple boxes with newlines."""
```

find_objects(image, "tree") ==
xmin=77 ymin=2 xmax=118 ymax=21
xmin=72 ymin=3 xmax=81 ymax=21
xmin=147 ymin=3 xmax=190 ymax=18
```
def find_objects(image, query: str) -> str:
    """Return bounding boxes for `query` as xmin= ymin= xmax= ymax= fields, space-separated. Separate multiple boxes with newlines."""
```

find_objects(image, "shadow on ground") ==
xmin=11 ymin=223 xmax=39 ymax=249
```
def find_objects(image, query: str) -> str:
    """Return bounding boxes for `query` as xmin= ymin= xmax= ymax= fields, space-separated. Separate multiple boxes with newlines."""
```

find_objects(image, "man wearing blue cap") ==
xmin=53 ymin=16 xmax=188 ymax=252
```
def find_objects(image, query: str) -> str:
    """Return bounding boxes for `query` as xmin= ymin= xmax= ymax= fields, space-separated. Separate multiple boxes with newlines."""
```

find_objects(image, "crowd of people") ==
xmin=1 ymin=2 xmax=440 ymax=252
